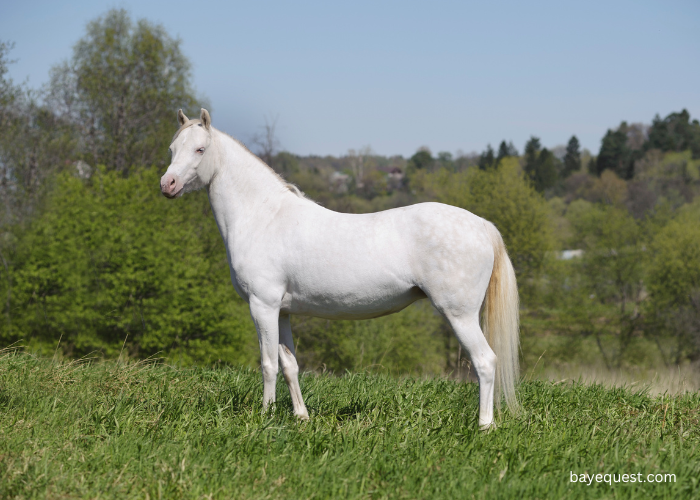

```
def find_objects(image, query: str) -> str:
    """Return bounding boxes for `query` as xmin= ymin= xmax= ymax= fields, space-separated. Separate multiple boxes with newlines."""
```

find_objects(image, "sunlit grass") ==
xmin=1 ymin=349 xmax=698 ymax=499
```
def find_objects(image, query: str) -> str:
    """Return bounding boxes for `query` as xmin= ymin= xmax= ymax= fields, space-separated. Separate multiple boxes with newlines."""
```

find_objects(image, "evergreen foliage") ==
xmin=596 ymin=125 xmax=635 ymax=179
xmin=478 ymin=143 xmax=495 ymax=170
xmin=523 ymin=137 xmax=559 ymax=192
xmin=646 ymin=109 xmax=700 ymax=159
xmin=496 ymin=140 xmax=518 ymax=165
xmin=563 ymin=135 xmax=581 ymax=178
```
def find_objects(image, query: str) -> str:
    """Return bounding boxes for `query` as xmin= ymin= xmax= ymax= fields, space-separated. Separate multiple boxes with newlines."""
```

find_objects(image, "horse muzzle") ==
xmin=160 ymin=172 xmax=183 ymax=198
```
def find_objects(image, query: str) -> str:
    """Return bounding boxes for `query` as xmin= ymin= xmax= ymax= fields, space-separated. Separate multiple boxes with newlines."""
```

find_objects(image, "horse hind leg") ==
xmin=278 ymin=314 xmax=309 ymax=420
xmin=446 ymin=313 xmax=497 ymax=429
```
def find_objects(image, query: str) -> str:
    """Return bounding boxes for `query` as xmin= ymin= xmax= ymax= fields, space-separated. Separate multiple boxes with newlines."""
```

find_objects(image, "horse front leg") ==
xmin=279 ymin=314 xmax=309 ymax=420
xmin=249 ymin=298 xmax=281 ymax=411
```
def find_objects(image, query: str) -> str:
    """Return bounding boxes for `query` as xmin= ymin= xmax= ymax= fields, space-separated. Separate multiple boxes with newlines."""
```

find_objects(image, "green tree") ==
xmin=1 ymin=168 xmax=257 ymax=365
xmin=496 ymin=140 xmax=518 ymax=166
xmin=478 ymin=144 xmax=495 ymax=170
xmin=437 ymin=151 xmax=454 ymax=171
xmin=596 ymin=125 xmax=633 ymax=179
xmin=562 ymin=202 xmax=646 ymax=368
xmin=645 ymin=109 xmax=700 ymax=159
xmin=407 ymin=148 xmax=433 ymax=171
xmin=646 ymin=202 xmax=700 ymax=362
xmin=562 ymin=135 xmax=581 ymax=178
xmin=595 ymin=122 xmax=643 ymax=179
xmin=535 ymin=148 xmax=558 ymax=192
xmin=523 ymin=137 xmax=558 ymax=192
xmin=47 ymin=9 xmax=200 ymax=175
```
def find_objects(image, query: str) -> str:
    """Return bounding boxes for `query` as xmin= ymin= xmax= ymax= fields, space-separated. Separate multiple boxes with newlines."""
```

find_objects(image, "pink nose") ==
xmin=160 ymin=173 xmax=180 ymax=198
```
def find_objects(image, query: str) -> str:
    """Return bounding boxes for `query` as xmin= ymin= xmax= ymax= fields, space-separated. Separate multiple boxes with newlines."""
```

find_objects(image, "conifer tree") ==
xmin=562 ymin=135 xmax=581 ymax=178
xmin=478 ymin=144 xmax=495 ymax=170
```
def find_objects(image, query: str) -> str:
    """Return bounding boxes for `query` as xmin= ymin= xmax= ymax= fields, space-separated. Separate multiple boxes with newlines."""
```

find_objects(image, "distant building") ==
xmin=559 ymin=249 xmax=584 ymax=260
xmin=387 ymin=167 xmax=404 ymax=189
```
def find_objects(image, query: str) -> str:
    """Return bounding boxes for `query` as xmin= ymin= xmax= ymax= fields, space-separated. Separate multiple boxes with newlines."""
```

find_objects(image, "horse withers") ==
xmin=161 ymin=108 xmax=520 ymax=428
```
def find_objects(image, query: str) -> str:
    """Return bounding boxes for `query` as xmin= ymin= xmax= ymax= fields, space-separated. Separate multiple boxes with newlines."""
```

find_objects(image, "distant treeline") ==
xmin=1 ymin=9 xmax=699 ymax=373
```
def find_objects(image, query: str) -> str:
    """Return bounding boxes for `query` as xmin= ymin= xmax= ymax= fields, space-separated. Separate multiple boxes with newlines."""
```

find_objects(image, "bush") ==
xmin=0 ymin=167 xmax=258 ymax=365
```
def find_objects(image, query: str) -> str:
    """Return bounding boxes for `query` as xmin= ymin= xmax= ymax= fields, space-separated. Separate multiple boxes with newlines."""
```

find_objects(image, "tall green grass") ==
xmin=1 ymin=350 xmax=698 ymax=499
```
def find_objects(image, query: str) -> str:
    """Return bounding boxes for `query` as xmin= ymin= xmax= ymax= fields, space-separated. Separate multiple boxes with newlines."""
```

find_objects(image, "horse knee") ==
xmin=261 ymin=360 xmax=278 ymax=384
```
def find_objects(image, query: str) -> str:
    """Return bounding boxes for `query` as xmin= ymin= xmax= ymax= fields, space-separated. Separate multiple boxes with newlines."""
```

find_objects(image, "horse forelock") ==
xmin=172 ymin=119 xmax=202 ymax=142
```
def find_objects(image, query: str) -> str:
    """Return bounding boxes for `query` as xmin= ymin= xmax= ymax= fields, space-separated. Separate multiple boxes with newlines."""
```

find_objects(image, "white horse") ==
xmin=161 ymin=109 xmax=520 ymax=428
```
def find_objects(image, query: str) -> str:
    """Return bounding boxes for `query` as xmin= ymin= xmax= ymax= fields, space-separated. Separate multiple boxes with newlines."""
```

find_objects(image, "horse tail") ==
xmin=482 ymin=222 xmax=520 ymax=413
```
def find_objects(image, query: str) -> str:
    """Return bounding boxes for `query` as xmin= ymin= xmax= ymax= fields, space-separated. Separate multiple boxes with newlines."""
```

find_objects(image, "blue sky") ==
xmin=1 ymin=0 xmax=698 ymax=157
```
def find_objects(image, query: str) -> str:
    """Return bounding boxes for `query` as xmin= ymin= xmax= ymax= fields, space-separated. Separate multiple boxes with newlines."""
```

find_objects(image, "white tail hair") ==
xmin=482 ymin=222 xmax=520 ymax=413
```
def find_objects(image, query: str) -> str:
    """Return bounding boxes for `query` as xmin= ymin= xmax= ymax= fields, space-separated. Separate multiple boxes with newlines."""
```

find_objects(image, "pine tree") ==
xmin=597 ymin=125 xmax=632 ymax=179
xmin=478 ymin=144 xmax=495 ymax=170
xmin=562 ymin=135 xmax=581 ymax=178
xmin=495 ymin=140 xmax=518 ymax=166
xmin=523 ymin=136 xmax=541 ymax=180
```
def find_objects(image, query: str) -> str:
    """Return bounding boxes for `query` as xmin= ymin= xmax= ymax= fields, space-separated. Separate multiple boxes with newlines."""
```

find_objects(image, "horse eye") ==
xmin=196 ymin=148 xmax=205 ymax=154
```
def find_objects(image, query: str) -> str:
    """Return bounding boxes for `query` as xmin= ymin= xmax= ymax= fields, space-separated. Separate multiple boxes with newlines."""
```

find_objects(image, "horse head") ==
xmin=161 ymin=108 xmax=213 ymax=198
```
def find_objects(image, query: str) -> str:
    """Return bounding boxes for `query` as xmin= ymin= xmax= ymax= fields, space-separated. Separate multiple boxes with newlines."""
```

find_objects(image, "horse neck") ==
xmin=207 ymin=128 xmax=291 ymax=239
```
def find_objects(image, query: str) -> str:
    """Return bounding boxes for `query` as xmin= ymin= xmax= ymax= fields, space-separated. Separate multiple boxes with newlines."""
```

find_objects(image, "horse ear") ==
xmin=200 ymin=108 xmax=211 ymax=130
xmin=177 ymin=109 xmax=188 ymax=126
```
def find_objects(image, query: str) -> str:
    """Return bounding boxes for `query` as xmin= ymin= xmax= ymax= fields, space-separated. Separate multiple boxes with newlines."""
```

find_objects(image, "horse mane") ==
xmin=220 ymin=130 xmax=311 ymax=201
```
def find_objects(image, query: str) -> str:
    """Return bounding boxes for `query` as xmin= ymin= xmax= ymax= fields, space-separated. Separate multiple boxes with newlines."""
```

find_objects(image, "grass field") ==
xmin=1 ymin=350 xmax=698 ymax=499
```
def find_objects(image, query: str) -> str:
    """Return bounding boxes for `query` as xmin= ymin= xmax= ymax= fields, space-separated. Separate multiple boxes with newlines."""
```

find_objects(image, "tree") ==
xmin=437 ymin=151 xmax=454 ymax=171
xmin=47 ymin=9 xmax=200 ymax=175
xmin=0 ymin=42 xmax=76 ymax=229
xmin=496 ymin=140 xmax=518 ymax=166
xmin=587 ymin=156 xmax=597 ymax=175
xmin=562 ymin=203 xmax=646 ymax=368
xmin=478 ymin=144 xmax=495 ymax=170
xmin=251 ymin=114 xmax=280 ymax=167
xmin=408 ymin=148 xmax=433 ymax=171
xmin=0 ymin=167 xmax=258 ymax=364
xmin=523 ymin=136 xmax=558 ymax=192
xmin=646 ymin=109 xmax=700 ymax=159
xmin=596 ymin=125 xmax=633 ymax=179
xmin=646 ymin=202 xmax=700 ymax=363
xmin=535 ymin=148 xmax=558 ymax=192
xmin=562 ymin=135 xmax=581 ymax=178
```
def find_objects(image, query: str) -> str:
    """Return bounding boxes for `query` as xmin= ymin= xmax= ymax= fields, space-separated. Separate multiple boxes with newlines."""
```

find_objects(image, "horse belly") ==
xmin=283 ymin=286 xmax=426 ymax=319
xmin=282 ymin=266 xmax=426 ymax=319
